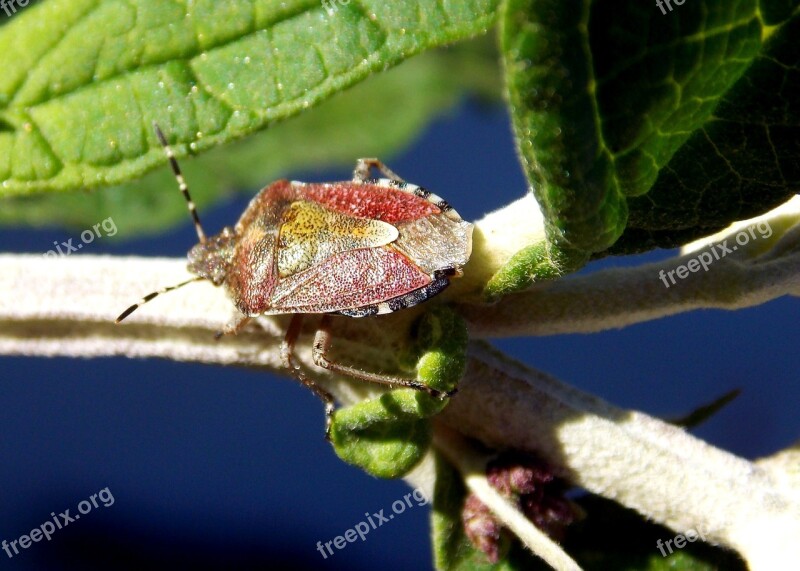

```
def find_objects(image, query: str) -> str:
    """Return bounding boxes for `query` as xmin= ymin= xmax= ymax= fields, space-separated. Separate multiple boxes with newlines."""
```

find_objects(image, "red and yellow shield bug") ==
xmin=117 ymin=124 xmax=473 ymax=437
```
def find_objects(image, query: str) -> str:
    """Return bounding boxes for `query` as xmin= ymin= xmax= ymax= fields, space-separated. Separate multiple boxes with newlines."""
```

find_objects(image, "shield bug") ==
xmin=117 ymin=124 xmax=473 ymax=437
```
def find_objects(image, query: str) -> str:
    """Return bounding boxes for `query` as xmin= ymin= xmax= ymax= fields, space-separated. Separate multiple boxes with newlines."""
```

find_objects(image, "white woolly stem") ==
xmin=462 ymin=196 xmax=800 ymax=337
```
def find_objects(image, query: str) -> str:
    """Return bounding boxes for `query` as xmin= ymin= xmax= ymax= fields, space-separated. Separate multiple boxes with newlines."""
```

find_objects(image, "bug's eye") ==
xmin=187 ymin=230 xmax=236 ymax=284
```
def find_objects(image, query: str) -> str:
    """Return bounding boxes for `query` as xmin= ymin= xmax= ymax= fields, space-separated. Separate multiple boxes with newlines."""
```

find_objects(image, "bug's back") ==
xmin=225 ymin=179 xmax=472 ymax=317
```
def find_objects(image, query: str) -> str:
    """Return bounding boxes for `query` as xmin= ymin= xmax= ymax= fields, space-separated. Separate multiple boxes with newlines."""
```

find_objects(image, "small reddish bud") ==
xmin=462 ymin=494 xmax=504 ymax=563
xmin=487 ymin=454 xmax=553 ymax=496
xmin=462 ymin=451 xmax=577 ymax=557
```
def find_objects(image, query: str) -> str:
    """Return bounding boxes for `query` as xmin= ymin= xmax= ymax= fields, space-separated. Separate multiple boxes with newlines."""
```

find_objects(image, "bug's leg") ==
xmin=281 ymin=314 xmax=336 ymax=440
xmin=353 ymin=158 xmax=405 ymax=183
xmin=213 ymin=314 xmax=253 ymax=340
xmin=312 ymin=315 xmax=454 ymax=399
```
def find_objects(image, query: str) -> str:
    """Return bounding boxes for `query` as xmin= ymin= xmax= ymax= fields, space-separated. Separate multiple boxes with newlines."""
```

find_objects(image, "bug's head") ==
xmin=115 ymin=124 xmax=235 ymax=325
xmin=187 ymin=227 xmax=236 ymax=286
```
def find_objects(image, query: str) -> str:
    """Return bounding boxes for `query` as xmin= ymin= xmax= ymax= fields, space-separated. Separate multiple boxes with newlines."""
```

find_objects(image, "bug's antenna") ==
xmin=153 ymin=123 xmax=206 ymax=243
xmin=115 ymin=277 xmax=204 ymax=323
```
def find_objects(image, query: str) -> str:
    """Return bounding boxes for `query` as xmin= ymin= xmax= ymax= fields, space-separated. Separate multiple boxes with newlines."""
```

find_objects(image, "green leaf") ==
xmin=499 ymin=0 xmax=800 ymax=292
xmin=608 ymin=9 xmax=800 ymax=255
xmin=0 ymin=38 xmax=501 ymax=234
xmin=330 ymin=398 xmax=432 ymax=480
xmin=330 ymin=308 xmax=469 ymax=479
xmin=482 ymin=241 xmax=588 ymax=302
xmin=409 ymin=306 xmax=470 ymax=414
xmin=0 ymin=0 xmax=499 ymax=197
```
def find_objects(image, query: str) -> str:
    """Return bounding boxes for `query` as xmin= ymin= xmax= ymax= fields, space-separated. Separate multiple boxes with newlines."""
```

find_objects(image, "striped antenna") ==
xmin=116 ymin=127 xmax=207 ymax=324
xmin=153 ymin=123 xmax=206 ymax=243
xmin=115 ymin=277 xmax=204 ymax=323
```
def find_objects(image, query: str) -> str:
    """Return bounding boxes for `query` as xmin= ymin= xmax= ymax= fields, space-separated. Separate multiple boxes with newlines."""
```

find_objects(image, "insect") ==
xmin=117 ymin=124 xmax=473 ymax=437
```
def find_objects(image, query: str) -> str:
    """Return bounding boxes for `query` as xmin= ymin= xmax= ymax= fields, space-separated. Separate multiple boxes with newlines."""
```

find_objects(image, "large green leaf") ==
xmin=498 ymin=0 xmax=799 ymax=294
xmin=0 ymin=0 xmax=498 ymax=196
xmin=0 ymin=39 xmax=501 ymax=233
xmin=609 ymin=7 xmax=800 ymax=254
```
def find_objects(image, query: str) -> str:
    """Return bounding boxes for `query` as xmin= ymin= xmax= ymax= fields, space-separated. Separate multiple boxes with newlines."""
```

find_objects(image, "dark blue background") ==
xmin=1 ymin=102 xmax=797 ymax=570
